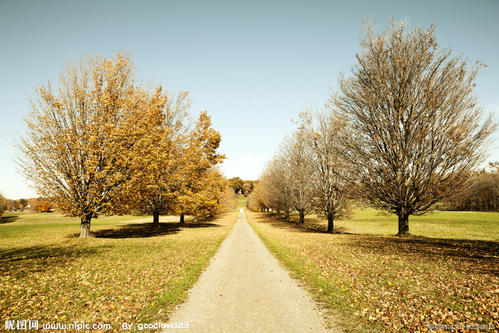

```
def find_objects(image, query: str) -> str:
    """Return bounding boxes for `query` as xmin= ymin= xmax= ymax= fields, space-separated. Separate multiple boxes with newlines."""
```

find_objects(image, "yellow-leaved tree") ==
xmin=18 ymin=54 xmax=163 ymax=238
xmin=176 ymin=112 xmax=226 ymax=223
xmin=118 ymin=89 xmax=191 ymax=226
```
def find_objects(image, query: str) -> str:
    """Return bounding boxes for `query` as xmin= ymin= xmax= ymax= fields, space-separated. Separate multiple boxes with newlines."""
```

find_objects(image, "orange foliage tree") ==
xmin=18 ymin=54 xmax=163 ymax=238
xmin=175 ymin=112 xmax=226 ymax=223
xmin=33 ymin=198 xmax=53 ymax=212
xmin=117 ymin=88 xmax=191 ymax=226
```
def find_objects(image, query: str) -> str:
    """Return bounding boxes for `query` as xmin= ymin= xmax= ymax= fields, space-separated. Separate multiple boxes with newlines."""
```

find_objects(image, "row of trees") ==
xmin=228 ymin=177 xmax=255 ymax=196
xmin=249 ymin=21 xmax=496 ymax=236
xmin=3 ymin=198 xmax=28 ymax=211
xmin=443 ymin=162 xmax=499 ymax=211
xmin=0 ymin=197 xmax=53 ymax=212
xmin=18 ymin=54 xmax=231 ymax=238
xmin=28 ymin=197 xmax=53 ymax=212
xmin=248 ymin=109 xmax=352 ymax=233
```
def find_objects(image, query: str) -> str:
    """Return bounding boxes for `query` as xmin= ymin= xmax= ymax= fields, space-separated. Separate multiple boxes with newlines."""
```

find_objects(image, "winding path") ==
xmin=165 ymin=209 xmax=331 ymax=332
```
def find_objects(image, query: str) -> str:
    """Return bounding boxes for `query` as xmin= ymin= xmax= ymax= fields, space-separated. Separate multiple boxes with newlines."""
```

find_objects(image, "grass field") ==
xmin=0 ymin=210 xmax=238 ymax=331
xmin=246 ymin=209 xmax=499 ymax=332
xmin=236 ymin=194 xmax=247 ymax=208
xmin=291 ymin=208 xmax=499 ymax=241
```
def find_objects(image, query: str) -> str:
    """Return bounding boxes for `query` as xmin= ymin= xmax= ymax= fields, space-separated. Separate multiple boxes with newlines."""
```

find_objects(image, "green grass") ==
xmin=236 ymin=194 xmax=246 ymax=208
xmin=303 ymin=208 xmax=499 ymax=241
xmin=247 ymin=209 xmax=499 ymax=332
xmin=0 ymin=210 xmax=238 ymax=331
xmin=0 ymin=212 xmax=145 ymax=245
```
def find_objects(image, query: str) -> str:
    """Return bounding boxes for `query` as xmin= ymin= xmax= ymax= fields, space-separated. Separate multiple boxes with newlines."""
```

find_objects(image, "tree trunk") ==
xmin=180 ymin=214 xmax=185 ymax=225
xmin=153 ymin=211 xmax=160 ymax=227
xmin=299 ymin=210 xmax=305 ymax=224
xmin=80 ymin=213 xmax=92 ymax=238
xmin=284 ymin=210 xmax=290 ymax=221
xmin=397 ymin=213 xmax=410 ymax=236
xmin=327 ymin=214 xmax=334 ymax=233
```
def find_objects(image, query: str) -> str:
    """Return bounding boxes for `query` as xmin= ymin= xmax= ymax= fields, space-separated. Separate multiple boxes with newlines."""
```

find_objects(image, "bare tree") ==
xmin=259 ymin=159 xmax=293 ymax=219
xmin=336 ymin=21 xmax=496 ymax=236
xmin=282 ymin=129 xmax=315 ymax=224
xmin=247 ymin=181 xmax=268 ymax=212
xmin=300 ymin=107 xmax=352 ymax=233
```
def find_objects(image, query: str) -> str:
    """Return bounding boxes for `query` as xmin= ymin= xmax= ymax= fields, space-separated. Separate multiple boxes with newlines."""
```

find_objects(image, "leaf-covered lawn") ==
xmin=0 ymin=211 xmax=237 ymax=331
xmin=247 ymin=210 xmax=499 ymax=332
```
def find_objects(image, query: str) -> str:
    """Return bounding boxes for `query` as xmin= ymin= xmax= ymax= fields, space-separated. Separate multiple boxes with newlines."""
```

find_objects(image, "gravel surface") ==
xmin=165 ymin=209 xmax=332 ymax=332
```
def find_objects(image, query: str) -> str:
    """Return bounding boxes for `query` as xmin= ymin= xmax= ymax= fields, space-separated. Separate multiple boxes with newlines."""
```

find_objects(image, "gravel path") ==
xmin=165 ymin=209 xmax=331 ymax=332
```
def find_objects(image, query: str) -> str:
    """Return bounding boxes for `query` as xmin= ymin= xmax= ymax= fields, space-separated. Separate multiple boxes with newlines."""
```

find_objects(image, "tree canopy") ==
xmin=18 ymin=54 xmax=229 ymax=237
xmin=336 ymin=21 xmax=496 ymax=235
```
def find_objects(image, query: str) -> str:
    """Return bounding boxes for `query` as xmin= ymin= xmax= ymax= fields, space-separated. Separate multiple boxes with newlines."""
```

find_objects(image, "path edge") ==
xmin=243 ymin=208 xmax=341 ymax=332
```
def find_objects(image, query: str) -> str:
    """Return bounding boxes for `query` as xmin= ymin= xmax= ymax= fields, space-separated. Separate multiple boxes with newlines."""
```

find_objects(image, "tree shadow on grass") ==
xmin=251 ymin=212 xmax=347 ymax=234
xmin=0 ymin=244 xmax=112 ymax=278
xmin=252 ymin=211 xmax=498 ymax=274
xmin=251 ymin=212 xmax=326 ymax=234
xmin=66 ymin=221 xmax=222 ymax=239
xmin=347 ymin=235 xmax=499 ymax=273
xmin=0 ymin=215 xmax=19 ymax=224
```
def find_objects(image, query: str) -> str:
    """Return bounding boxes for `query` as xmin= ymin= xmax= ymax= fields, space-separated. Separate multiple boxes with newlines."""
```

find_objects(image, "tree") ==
xmin=18 ymin=54 xmax=162 ymax=238
xmin=27 ymin=198 xmax=37 ymax=209
xmin=259 ymin=158 xmax=293 ymax=219
xmin=5 ymin=199 xmax=14 ymax=211
xmin=118 ymin=88 xmax=191 ymax=226
xmin=33 ymin=197 xmax=53 ymax=212
xmin=219 ymin=184 xmax=238 ymax=212
xmin=19 ymin=199 xmax=27 ymax=210
xmin=242 ymin=181 xmax=254 ymax=197
xmin=247 ymin=181 xmax=268 ymax=212
xmin=11 ymin=200 xmax=19 ymax=211
xmin=299 ymin=108 xmax=352 ymax=233
xmin=228 ymin=178 xmax=254 ymax=196
xmin=282 ymin=128 xmax=315 ymax=224
xmin=185 ymin=168 xmax=228 ymax=219
xmin=336 ymin=21 xmax=496 ymax=236
xmin=175 ymin=112 xmax=225 ymax=223
xmin=444 ymin=163 xmax=499 ymax=211
xmin=0 ymin=193 xmax=5 ymax=217
xmin=229 ymin=177 xmax=244 ymax=194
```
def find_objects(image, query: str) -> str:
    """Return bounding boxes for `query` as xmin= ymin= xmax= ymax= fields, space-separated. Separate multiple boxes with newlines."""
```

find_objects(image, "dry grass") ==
xmin=246 ymin=210 xmax=499 ymax=332
xmin=0 ymin=210 xmax=238 ymax=331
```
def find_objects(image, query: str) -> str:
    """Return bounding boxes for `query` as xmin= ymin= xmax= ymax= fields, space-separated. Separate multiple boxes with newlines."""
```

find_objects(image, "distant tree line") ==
xmin=7 ymin=199 xmax=25 ymax=211
xmin=248 ymin=21 xmax=496 ymax=236
xmin=0 ymin=197 xmax=54 ymax=213
xmin=17 ymin=54 xmax=233 ymax=238
xmin=247 ymin=109 xmax=353 ymax=233
xmin=228 ymin=177 xmax=256 ymax=196
xmin=442 ymin=163 xmax=499 ymax=211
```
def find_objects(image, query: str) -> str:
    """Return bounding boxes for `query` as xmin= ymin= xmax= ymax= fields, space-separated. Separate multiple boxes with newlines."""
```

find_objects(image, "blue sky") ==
xmin=1 ymin=0 xmax=498 ymax=199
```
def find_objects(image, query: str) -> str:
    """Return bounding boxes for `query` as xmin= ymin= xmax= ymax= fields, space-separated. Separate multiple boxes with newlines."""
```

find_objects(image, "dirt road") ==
xmin=165 ymin=209 xmax=331 ymax=332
